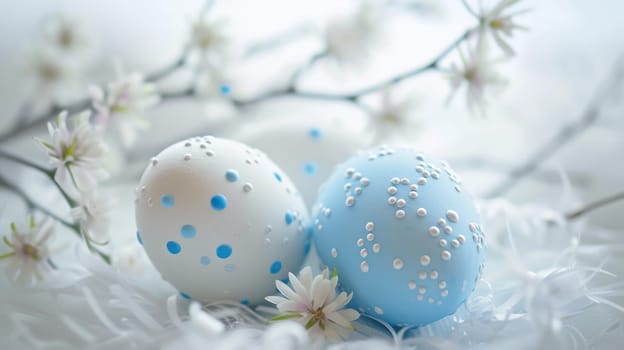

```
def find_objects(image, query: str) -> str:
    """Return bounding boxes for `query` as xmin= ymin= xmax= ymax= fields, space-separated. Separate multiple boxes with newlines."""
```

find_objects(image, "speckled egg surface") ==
xmin=312 ymin=146 xmax=485 ymax=326
xmin=135 ymin=136 xmax=309 ymax=305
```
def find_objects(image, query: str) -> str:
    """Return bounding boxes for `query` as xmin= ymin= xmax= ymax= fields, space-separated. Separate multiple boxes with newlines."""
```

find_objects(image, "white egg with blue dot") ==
xmin=135 ymin=136 xmax=309 ymax=305
xmin=312 ymin=146 xmax=485 ymax=326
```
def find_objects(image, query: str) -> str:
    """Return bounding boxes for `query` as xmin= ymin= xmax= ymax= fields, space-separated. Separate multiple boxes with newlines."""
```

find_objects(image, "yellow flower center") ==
xmin=59 ymin=29 xmax=74 ymax=48
xmin=382 ymin=113 xmax=400 ymax=125
xmin=38 ymin=62 xmax=60 ymax=82
xmin=489 ymin=19 xmax=505 ymax=30
xmin=23 ymin=243 xmax=41 ymax=261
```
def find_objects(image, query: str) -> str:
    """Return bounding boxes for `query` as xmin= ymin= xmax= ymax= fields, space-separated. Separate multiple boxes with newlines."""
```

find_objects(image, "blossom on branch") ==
xmin=90 ymin=73 xmax=160 ymax=147
xmin=41 ymin=14 xmax=92 ymax=59
xmin=70 ymin=191 xmax=113 ymax=244
xmin=0 ymin=216 xmax=55 ymax=286
xmin=447 ymin=44 xmax=506 ymax=114
xmin=369 ymin=87 xmax=421 ymax=143
xmin=36 ymin=111 xmax=109 ymax=195
xmin=190 ymin=17 xmax=230 ymax=66
xmin=463 ymin=0 xmax=530 ymax=55
xmin=324 ymin=1 xmax=384 ymax=64
xmin=265 ymin=266 xmax=360 ymax=343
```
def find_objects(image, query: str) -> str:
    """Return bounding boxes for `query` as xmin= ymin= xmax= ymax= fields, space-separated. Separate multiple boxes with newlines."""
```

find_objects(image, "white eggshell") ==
xmin=135 ymin=136 xmax=309 ymax=305
xmin=233 ymin=115 xmax=370 ymax=208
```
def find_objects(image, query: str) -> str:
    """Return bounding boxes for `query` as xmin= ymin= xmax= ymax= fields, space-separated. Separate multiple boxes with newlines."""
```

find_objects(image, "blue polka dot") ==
xmin=161 ymin=194 xmax=175 ymax=208
xmin=180 ymin=225 xmax=196 ymax=238
xmin=136 ymin=231 xmax=143 ymax=245
xmin=216 ymin=244 xmax=232 ymax=259
xmin=200 ymin=256 xmax=211 ymax=265
xmin=211 ymin=194 xmax=227 ymax=211
xmin=285 ymin=212 xmax=294 ymax=225
xmin=167 ymin=241 xmax=181 ymax=254
xmin=273 ymin=172 xmax=282 ymax=182
xmin=179 ymin=292 xmax=191 ymax=300
xmin=241 ymin=299 xmax=249 ymax=305
xmin=270 ymin=261 xmax=282 ymax=274
xmin=225 ymin=169 xmax=239 ymax=182
xmin=220 ymin=83 xmax=231 ymax=95
xmin=303 ymin=161 xmax=318 ymax=176
xmin=308 ymin=128 xmax=322 ymax=139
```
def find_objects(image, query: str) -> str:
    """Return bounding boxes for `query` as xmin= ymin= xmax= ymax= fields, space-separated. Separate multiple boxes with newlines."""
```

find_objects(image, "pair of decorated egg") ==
xmin=135 ymin=136 xmax=485 ymax=326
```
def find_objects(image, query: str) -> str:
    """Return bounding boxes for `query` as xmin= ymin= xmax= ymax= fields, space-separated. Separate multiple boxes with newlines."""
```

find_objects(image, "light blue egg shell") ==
xmin=312 ymin=146 xmax=486 ymax=326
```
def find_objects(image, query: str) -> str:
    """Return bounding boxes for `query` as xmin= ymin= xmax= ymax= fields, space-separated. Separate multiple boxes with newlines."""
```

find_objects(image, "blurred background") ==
xmin=0 ymin=0 xmax=623 ymax=347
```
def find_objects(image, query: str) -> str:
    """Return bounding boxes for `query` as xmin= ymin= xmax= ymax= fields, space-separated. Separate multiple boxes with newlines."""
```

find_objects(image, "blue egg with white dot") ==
xmin=135 ymin=136 xmax=309 ymax=305
xmin=312 ymin=146 xmax=486 ymax=326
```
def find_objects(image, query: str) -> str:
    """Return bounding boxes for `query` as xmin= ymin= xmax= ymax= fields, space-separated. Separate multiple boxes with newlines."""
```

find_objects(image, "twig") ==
xmin=485 ymin=56 xmax=624 ymax=198
xmin=566 ymin=191 xmax=624 ymax=220
xmin=145 ymin=47 xmax=190 ymax=82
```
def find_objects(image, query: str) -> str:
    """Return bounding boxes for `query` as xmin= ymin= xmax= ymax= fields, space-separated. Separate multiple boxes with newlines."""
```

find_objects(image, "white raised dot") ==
xmin=184 ymin=153 xmax=192 ymax=161
xmin=420 ymin=255 xmax=430 ymax=266
xmin=446 ymin=210 xmax=459 ymax=223
xmin=418 ymin=178 xmax=427 ymax=185
xmin=441 ymin=250 xmax=452 ymax=261
xmin=419 ymin=271 xmax=427 ymax=279
xmin=361 ymin=261 xmax=369 ymax=272
xmin=396 ymin=199 xmax=406 ymax=208
xmin=417 ymin=208 xmax=427 ymax=217
xmin=151 ymin=157 xmax=159 ymax=166
xmin=423 ymin=171 xmax=430 ymax=178
xmin=344 ymin=183 xmax=352 ymax=192
xmin=409 ymin=191 xmax=418 ymax=199
xmin=366 ymin=222 xmax=374 ymax=231
xmin=243 ymin=183 xmax=253 ymax=192
xmin=438 ymin=281 xmax=447 ymax=289
xmin=415 ymin=166 xmax=424 ymax=173
xmin=431 ymin=172 xmax=439 ymax=179
xmin=353 ymin=172 xmax=362 ymax=180
xmin=345 ymin=196 xmax=355 ymax=207
xmin=367 ymin=233 xmax=375 ymax=241
xmin=360 ymin=248 xmax=368 ymax=258
xmin=388 ymin=197 xmax=397 ymax=205
xmin=430 ymin=270 xmax=439 ymax=279
xmin=451 ymin=239 xmax=460 ymax=248
xmin=455 ymin=185 xmax=462 ymax=192
xmin=441 ymin=290 xmax=448 ymax=297
xmin=429 ymin=226 xmax=440 ymax=237
xmin=408 ymin=281 xmax=417 ymax=289
xmin=323 ymin=208 xmax=332 ymax=217
xmin=439 ymin=239 xmax=447 ymax=247
xmin=357 ymin=238 xmax=364 ymax=247
xmin=469 ymin=223 xmax=478 ymax=232
xmin=417 ymin=295 xmax=424 ymax=301
xmin=391 ymin=177 xmax=400 ymax=185
xmin=206 ymin=150 xmax=214 ymax=156
xmin=428 ymin=297 xmax=434 ymax=303
xmin=346 ymin=168 xmax=355 ymax=177
xmin=387 ymin=186 xmax=398 ymax=195
xmin=444 ymin=226 xmax=453 ymax=234
xmin=410 ymin=184 xmax=418 ymax=191
xmin=438 ymin=219 xmax=446 ymax=226
xmin=331 ymin=248 xmax=338 ymax=257
xmin=418 ymin=286 xmax=426 ymax=294
xmin=372 ymin=243 xmax=381 ymax=253
xmin=457 ymin=234 xmax=466 ymax=244
xmin=374 ymin=306 xmax=383 ymax=315
xmin=416 ymin=154 xmax=425 ymax=161
xmin=473 ymin=233 xmax=479 ymax=242
xmin=360 ymin=178 xmax=370 ymax=186
xmin=354 ymin=187 xmax=362 ymax=195
xmin=401 ymin=178 xmax=410 ymax=185
xmin=393 ymin=258 xmax=404 ymax=270
xmin=317 ymin=224 xmax=323 ymax=231
xmin=185 ymin=142 xmax=192 ymax=147
xmin=396 ymin=210 xmax=406 ymax=219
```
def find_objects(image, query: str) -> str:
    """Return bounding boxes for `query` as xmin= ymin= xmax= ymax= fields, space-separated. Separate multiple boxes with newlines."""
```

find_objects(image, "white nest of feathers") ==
xmin=1 ymin=192 xmax=623 ymax=350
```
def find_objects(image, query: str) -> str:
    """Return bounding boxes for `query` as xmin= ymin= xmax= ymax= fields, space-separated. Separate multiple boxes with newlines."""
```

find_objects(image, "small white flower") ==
xmin=325 ymin=1 xmax=383 ymax=64
xmin=89 ymin=73 xmax=160 ymax=147
xmin=447 ymin=44 xmax=506 ymax=114
xmin=36 ymin=111 xmax=109 ymax=195
xmin=23 ymin=49 xmax=81 ymax=107
xmin=0 ymin=216 xmax=54 ymax=286
xmin=463 ymin=0 xmax=530 ymax=55
xmin=265 ymin=266 xmax=360 ymax=343
xmin=111 ymin=244 xmax=148 ymax=276
xmin=370 ymin=87 xmax=421 ymax=143
xmin=41 ymin=13 xmax=91 ymax=58
xmin=70 ymin=191 xmax=114 ymax=244
xmin=190 ymin=17 xmax=230 ymax=66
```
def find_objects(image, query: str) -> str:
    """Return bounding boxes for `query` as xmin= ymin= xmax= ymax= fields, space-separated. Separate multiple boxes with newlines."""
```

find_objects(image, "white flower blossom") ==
xmin=324 ymin=1 xmax=383 ymax=64
xmin=447 ymin=44 xmax=506 ymax=114
xmin=190 ymin=17 xmax=230 ymax=66
xmin=111 ymin=244 xmax=148 ymax=276
xmin=24 ymin=49 xmax=81 ymax=107
xmin=370 ymin=87 xmax=421 ymax=143
xmin=265 ymin=266 xmax=360 ymax=343
xmin=89 ymin=73 xmax=160 ymax=147
xmin=36 ymin=111 xmax=109 ymax=195
xmin=0 ymin=216 xmax=54 ymax=286
xmin=70 ymin=191 xmax=114 ymax=244
xmin=41 ymin=13 xmax=91 ymax=59
xmin=463 ymin=0 xmax=530 ymax=55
